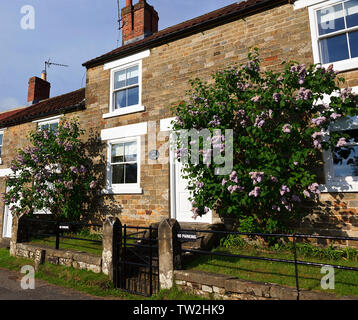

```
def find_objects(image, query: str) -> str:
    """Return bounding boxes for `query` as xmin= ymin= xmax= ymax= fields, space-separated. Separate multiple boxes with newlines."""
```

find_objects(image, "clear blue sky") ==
xmin=0 ymin=0 xmax=236 ymax=112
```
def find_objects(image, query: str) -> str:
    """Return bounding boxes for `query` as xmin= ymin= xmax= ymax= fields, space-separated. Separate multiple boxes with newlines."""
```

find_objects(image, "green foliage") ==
xmin=172 ymin=49 xmax=358 ymax=233
xmin=3 ymin=118 xmax=97 ymax=222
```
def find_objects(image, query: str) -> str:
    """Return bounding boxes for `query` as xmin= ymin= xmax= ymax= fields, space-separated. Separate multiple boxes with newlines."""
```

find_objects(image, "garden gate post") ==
xmin=158 ymin=218 xmax=181 ymax=290
xmin=9 ymin=215 xmax=28 ymax=257
xmin=102 ymin=216 xmax=121 ymax=282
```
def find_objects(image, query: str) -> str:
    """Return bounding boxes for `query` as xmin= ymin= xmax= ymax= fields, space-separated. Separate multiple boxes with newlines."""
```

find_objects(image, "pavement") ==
xmin=0 ymin=267 xmax=102 ymax=300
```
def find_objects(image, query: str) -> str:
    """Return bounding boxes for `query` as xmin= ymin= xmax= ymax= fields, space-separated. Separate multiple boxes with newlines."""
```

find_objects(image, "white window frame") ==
xmin=104 ymin=56 xmax=147 ymax=119
xmin=321 ymin=86 xmax=358 ymax=192
xmin=103 ymin=136 xmax=142 ymax=195
xmin=36 ymin=115 xmax=61 ymax=130
xmin=308 ymin=0 xmax=358 ymax=72
xmin=0 ymin=129 xmax=4 ymax=165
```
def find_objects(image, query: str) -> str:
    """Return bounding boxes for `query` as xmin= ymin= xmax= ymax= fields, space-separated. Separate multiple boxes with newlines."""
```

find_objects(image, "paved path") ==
xmin=0 ymin=268 xmax=102 ymax=300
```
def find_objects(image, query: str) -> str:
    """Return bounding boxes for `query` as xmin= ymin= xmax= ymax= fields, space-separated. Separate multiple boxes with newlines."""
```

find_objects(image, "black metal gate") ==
xmin=115 ymin=224 xmax=159 ymax=297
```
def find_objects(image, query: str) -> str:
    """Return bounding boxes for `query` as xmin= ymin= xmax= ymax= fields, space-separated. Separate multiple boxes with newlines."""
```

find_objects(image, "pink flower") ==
xmin=90 ymin=181 xmax=97 ymax=189
xmin=280 ymin=185 xmax=290 ymax=196
xmin=313 ymin=140 xmax=322 ymax=149
xmin=312 ymin=131 xmax=324 ymax=140
xmin=308 ymin=183 xmax=320 ymax=194
xmin=229 ymin=171 xmax=238 ymax=183
xmin=282 ymin=124 xmax=292 ymax=133
xmin=312 ymin=117 xmax=327 ymax=126
xmin=336 ymin=138 xmax=347 ymax=147
xmin=249 ymin=187 xmax=261 ymax=197
xmin=251 ymin=95 xmax=261 ymax=103
xmin=196 ymin=181 xmax=204 ymax=188
xmin=303 ymin=190 xmax=311 ymax=198
xmin=249 ymin=172 xmax=265 ymax=185
xmin=330 ymin=113 xmax=341 ymax=120
xmin=273 ymin=93 xmax=281 ymax=103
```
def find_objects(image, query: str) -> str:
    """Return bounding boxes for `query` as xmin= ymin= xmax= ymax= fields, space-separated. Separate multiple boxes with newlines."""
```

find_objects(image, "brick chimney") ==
xmin=27 ymin=74 xmax=51 ymax=105
xmin=121 ymin=0 xmax=159 ymax=45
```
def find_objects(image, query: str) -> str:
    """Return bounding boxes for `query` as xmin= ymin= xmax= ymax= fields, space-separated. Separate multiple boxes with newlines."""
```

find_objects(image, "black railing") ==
xmin=24 ymin=218 xmax=103 ymax=251
xmin=179 ymin=228 xmax=358 ymax=300
xmin=116 ymin=224 xmax=159 ymax=297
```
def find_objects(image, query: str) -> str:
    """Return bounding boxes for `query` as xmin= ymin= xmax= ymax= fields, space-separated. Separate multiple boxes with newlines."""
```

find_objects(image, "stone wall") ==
xmin=174 ymin=270 xmax=356 ymax=300
xmin=14 ymin=243 xmax=102 ymax=273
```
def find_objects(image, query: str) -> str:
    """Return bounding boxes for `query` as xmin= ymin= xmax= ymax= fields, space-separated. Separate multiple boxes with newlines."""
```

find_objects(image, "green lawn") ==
xmin=29 ymin=235 xmax=103 ymax=256
xmin=0 ymin=248 xmax=204 ymax=300
xmin=184 ymin=244 xmax=358 ymax=297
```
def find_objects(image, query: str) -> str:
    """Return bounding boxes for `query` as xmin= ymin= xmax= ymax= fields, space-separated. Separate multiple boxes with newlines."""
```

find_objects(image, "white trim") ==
xmin=32 ymin=114 xmax=63 ymax=123
xmin=108 ymin=60 xmax=144 ymax=117
xmin=308 ymin=0 xmax=358 ymax=72
xmin=169 ymin=132 xmax=176 ymax=219
xmin=102 ymin=187 xmax=143 ymax=195
xmin=104 ymin=136 xmax=142 ymax=195
xmin=160 ymin=117 xmax=176 ymax=132
xmin=103 ymin=105 xmax=145 ymax=119
xmin=294 ymin=0 xmax=337 ymax=10
xmin=103 ymin=50 xmax=150 ymax=71
xmin=101 ymin=122 xmax=147 ymax=141
xmin=0 ymin=168 xmax=12 ymax=177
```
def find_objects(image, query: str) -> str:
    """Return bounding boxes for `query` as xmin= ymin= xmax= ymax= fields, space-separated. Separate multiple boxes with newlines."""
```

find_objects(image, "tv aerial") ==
xmin=42 ymin=58 xmax=69 ymax=80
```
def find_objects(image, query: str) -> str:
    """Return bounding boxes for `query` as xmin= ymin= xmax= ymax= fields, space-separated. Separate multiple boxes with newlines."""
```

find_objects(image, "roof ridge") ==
xmin=0 ymin=88 xmax=86 ymax=128
xmin=30 ymin=87 xmax=85 ymax=106
xmin=83 ymin=0 xmax=283 ymax=67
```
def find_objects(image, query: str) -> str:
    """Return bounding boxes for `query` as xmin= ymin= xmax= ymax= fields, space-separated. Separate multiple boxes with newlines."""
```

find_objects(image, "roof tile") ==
xmin=0 ymin=88 xmax=85 ymax=127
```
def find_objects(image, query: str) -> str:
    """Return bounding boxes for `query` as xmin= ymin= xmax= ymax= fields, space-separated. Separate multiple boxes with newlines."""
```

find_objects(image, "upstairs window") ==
xmin=37 ymin=117 xmax=60 ymax=131
xmin=103 ymin=50 xmax=150 ymax=119
xmin=309 ymin=0 xmax=358 ymax=71
xmin=113 ymin=64 xmax=139 ymax=110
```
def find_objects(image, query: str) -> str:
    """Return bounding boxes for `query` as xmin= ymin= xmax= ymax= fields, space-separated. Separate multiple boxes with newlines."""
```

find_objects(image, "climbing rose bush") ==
xmin=172 ymin=49 xmax=358 ymax=233
xmin=3 ymin=118 xmax=97 ymax=221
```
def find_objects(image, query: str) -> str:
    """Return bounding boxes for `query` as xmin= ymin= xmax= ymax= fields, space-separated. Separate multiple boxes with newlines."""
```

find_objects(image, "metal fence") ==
xmin=179 ymin=228 xmax=358 ymax=300
xmin=24 ymin=217 xmax=103 ymax=251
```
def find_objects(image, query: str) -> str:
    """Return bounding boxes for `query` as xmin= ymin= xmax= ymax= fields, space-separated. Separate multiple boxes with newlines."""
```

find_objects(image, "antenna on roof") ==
xmin=116 ymin=0 xmax=125 ymax=47
xmin=42 ymin=58 xmax=69 ymax=81
xmin=117 ymin=0 xmax=123 ymax=30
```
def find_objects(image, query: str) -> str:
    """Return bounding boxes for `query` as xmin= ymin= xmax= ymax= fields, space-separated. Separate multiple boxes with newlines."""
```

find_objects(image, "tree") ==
xmin=3 ymin=118 xmax=97 ymax=222
xmin=172 ymin=49 xmax=358 ymax=233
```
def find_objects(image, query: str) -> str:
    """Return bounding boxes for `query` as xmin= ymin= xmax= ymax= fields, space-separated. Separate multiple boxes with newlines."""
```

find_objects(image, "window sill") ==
xmin=323 ymin=57 xmax=358 ymax=73
xmin=102 ymin=187 xmax=143 ymax=195
xmin=103 ymin=105 xmax=145 ymax=119
xmin=320 ymin=180 xmax=358 ymax=193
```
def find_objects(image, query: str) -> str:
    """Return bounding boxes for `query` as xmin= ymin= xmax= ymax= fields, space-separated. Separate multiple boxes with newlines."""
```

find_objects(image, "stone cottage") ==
xmin=1 ymin=0 xmax=358 ymax=246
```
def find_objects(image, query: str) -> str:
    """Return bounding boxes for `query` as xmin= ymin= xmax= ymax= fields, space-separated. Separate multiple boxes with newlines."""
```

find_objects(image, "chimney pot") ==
xmin=121 ymin=0 xmax=159 ymax=45
xmin=41 ymin=71 xmax=47 ymax=81
xmin=27 ymin=76 xmax=51 ymax=105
